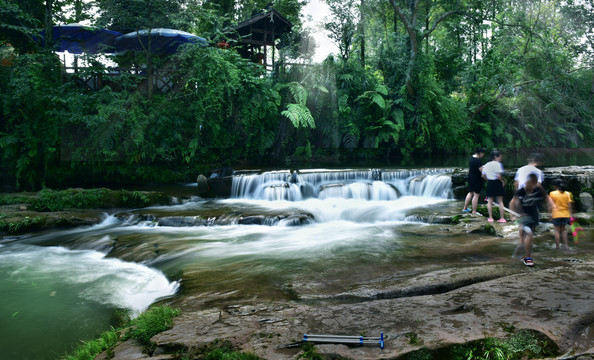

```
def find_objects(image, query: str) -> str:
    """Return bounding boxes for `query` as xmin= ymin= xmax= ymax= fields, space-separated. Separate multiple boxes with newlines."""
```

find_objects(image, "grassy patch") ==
xmin=0 ymin=194 xmax=34 ymax=205
xmin=61 ymin=328 xmax=121 ymax=360
xmin=297 ymin=343 xmax=325 ymax=360
xmin=0 ymin=215 xmax=46 ymax=234
xmin=31 ymin=188 xmax=115 ymax=211
xmin=188 ymin=339 xmax=264 ymax=360
xmin=397 ymin=329 xmax=558 ymax=360
xmin=126 ymin=305 xmax=181 ymax=346
xmin=405 ymin=332 xmax=423 ymax=345
xmin=1 ymin=188 xmax=170 ymax=212
xmin=60 ymin=305 xmax=181 ymax=360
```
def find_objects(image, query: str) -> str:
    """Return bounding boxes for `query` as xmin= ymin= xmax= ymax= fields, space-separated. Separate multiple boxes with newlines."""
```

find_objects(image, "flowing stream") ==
xmin=1 ymin=168 xmax=588 ymax=359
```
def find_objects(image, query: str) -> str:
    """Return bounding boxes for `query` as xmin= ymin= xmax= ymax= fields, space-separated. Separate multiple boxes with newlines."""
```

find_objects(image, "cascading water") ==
xmin=231 ymin=169 xmax=454 ymax=201
xmin=0 ymin=168 xmax=465 ymax=360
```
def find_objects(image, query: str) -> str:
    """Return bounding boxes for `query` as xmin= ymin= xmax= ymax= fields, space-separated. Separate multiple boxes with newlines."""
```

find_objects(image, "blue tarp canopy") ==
xmin=40 ymin=25 xmax=207 ymax=55
xmin=114 ymin=29 xmax=208 ymax=55
xmin=40 ymin=23 xmax=123 ymax=54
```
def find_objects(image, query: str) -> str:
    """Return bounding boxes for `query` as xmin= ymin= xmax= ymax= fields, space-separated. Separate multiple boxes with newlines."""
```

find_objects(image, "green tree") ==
xmin=0 ymin=0 xmax=43 ymax=53
xmin=324 ymin=0 xmax=358 ymax=61
xmin=0 ymin=53 xmax=63 ymax=189
xmin=171 ymin=45 xmax=281 ymax=163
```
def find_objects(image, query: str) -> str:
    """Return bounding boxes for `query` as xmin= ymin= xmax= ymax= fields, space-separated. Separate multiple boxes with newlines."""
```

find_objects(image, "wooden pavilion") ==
xmin=227 ymin=8 xmax=293 ymax=69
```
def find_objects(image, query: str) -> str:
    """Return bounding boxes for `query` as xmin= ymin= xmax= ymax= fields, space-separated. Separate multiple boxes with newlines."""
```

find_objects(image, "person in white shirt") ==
xmin=482 ymin=150 xmax=507 ymax=223
xmin=514 ymin=153 xmax=544 ymax=190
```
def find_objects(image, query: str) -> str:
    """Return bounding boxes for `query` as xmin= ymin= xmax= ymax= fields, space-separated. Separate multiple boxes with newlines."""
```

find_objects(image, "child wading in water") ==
xmin=509 ymin=173 xmax=553 ymax=266
xmin=549 ymin=180 xmax=574 ymax=250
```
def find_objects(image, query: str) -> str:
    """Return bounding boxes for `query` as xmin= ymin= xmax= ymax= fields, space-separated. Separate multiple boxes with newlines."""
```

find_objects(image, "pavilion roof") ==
xmin=230 ymin=8 xmax=292 ymax=46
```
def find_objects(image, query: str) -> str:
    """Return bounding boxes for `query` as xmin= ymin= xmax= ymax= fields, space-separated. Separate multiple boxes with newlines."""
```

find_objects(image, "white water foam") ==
xmin=0 ymin=244 xmax=178 ymax=315
xmin=231 ymin=169 xmax=453 ymax=200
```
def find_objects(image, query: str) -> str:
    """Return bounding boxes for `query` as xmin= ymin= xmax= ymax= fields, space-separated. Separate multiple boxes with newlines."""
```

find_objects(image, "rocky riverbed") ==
xmin=1 ymin=178 xmax=593 ymax=360
xmin=93 ymin=211 xmax=594 ymax=360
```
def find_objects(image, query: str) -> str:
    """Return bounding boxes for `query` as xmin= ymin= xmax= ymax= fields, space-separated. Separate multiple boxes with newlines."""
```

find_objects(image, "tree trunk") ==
xmin=389 ymin=0 xmax=419 ymax=98
xmin=405 ymin=33 xmax=418 ymax=97
xmin=360 ymin=0 xmax=365 ymax=67
xmin=389 ymin=0 xmax=462 ymax=97
xmin=44 ymin=0 xmax=53 ymax=48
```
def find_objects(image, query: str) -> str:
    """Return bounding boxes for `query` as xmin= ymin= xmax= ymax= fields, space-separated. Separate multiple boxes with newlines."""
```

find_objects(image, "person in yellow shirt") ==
xmin=549 ymin=180 xmax=574 ymax=250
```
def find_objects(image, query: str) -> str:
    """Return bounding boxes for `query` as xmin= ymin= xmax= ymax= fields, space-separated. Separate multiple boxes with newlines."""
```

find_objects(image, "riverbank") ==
xmin=0 ymin=188 xmax=172 ymax=235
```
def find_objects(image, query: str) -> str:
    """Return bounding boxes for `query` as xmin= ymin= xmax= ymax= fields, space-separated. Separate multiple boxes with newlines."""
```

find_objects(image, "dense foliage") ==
xmin=0 ymin=0 xmax=593 ymax=190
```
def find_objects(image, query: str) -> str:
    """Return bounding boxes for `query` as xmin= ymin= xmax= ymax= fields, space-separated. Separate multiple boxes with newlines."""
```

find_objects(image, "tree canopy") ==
xmin=0 ymin=0 xmax=592 ymax=190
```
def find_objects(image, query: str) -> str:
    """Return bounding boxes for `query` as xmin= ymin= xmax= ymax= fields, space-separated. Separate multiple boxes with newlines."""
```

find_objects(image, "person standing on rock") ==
xmin=463 ymin=148 xmax=486 ymax=215
xmin=549 ymin=180 xmax=574 ymax=251
xmin=482 ymin=150 xmax=506 ymax=223
xmin=510 ymin=173 xmax=553 ymax=266
xmin=514 ymin=153 xmax=544 ymax=190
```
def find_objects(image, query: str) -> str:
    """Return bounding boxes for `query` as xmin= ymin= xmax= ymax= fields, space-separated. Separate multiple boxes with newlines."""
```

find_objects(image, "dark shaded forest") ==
xmin=1 ymin=0 xmax=593 ymax=190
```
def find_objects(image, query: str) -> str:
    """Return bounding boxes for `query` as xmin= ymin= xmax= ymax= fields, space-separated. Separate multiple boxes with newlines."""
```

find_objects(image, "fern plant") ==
xmin=277 ymin=82 xmax=316 ymax=128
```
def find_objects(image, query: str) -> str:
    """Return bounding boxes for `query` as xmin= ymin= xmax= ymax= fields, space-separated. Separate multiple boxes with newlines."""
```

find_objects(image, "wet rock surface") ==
xmin=139 ymin=260 xmax=594 ymax=360
xmin=98 ymin=207 xmax=594 ymax=360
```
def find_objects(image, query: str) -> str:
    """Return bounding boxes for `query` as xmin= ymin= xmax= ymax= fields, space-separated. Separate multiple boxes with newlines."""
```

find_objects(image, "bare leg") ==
xmin=560 ymin=224 xmax=568 ymax=250
xmin=487 ymin=197 xmax=494 ymax=220
xmin=524 ymin=231 xmax=533 ymax=258
xmin=472 ymin=192 xmax=480 ymax=213
xmin=463 ymin=192 xmax=472 ymax=210
xmin=554 ymin=225 xmax=561 ymax=249
xmin=497 ymin=196 xmax=505 ymax=219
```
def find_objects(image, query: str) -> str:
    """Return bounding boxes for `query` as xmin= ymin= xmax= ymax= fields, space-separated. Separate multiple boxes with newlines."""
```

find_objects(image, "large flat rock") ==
xmin=150 ymin=260 xmax=594 ymax=359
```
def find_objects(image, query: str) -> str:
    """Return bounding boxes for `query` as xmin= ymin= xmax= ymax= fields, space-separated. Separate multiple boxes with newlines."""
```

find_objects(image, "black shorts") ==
xmin=468 ymin=176 xmax=484 ymax=193
xmin=486 ymin=180 xmax=504 ymax=197
xmin=552 ymin=217 xmax=570 ymax=226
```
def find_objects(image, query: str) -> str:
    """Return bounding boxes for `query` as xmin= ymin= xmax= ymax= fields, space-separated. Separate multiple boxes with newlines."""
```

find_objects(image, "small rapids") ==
xmin=0 ymin=168 xmax=462 ymax=360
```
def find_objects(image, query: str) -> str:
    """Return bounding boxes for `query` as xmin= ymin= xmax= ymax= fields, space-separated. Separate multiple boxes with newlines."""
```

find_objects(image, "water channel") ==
xmin=1 ymin=168 xmax=591 ymax=359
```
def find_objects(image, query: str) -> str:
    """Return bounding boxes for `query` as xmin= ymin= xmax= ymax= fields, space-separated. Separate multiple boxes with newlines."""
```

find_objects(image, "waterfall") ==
xmin=231 ymin=169 xmax=453 ymax=201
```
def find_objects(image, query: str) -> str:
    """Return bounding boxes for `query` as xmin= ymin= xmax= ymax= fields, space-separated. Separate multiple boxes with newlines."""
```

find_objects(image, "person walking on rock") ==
xmin=482 ymin=150 xmax=506 ymax=223
xmin=510 ymin=173 xmax=552 ymax=266
xmin=462 ymin=148 xmax=486 ymax=215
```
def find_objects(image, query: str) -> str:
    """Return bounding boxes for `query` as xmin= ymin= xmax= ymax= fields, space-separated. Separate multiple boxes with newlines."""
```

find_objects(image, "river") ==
xmin=0 ymin=168 xmax=590 ymax=359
